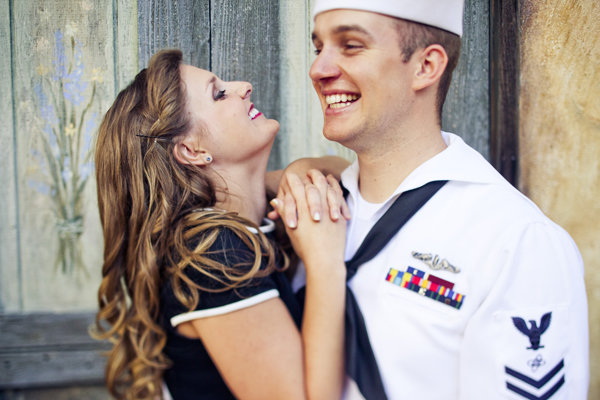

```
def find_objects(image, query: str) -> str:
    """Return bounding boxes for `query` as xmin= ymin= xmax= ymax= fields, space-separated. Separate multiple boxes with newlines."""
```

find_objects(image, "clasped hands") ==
xmin=268 ymin=162 xmax=351 ymax=265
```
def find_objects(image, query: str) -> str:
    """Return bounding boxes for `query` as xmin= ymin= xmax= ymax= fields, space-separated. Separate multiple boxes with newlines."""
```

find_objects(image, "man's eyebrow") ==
xmin=312 ymin=24 xmax=372 ymax=42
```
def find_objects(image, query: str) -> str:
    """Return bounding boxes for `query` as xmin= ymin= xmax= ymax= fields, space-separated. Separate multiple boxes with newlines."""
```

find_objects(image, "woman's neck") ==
xmin=212 ymin=164 xmax=267 ymax=226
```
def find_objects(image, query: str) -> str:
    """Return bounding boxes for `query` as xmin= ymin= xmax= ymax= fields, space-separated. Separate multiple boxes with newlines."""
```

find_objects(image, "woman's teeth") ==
xmin=248 ymin=107 xmax=260 ymax=120
xmin=325 ymin=93 xmax=359 ymax=109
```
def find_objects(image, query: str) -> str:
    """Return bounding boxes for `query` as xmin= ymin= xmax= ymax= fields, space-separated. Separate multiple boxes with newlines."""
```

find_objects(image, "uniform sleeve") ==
xmin=458 ymin=221 xmax=589 ymax=399
xmin=162 ymin=228 xmax=280 ymax=328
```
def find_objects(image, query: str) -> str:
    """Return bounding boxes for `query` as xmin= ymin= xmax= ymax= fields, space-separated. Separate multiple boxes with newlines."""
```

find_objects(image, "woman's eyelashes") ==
xmin=214 ymin=89 xmax=227 ymax=101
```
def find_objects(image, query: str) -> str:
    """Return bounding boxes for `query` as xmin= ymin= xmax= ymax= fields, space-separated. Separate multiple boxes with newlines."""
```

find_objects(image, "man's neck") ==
xmin=356 ymin=126 xmax=447 ymax=203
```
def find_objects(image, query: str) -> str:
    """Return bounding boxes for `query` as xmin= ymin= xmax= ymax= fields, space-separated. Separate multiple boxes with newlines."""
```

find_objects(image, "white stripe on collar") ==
xmin=193 ymin=208 xmax=276 ymax=235
xmin=247 ymin=218 xmax=276 ymax=234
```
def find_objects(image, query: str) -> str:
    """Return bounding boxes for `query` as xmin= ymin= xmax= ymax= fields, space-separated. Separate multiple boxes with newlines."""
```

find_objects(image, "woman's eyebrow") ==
xmin=206 ymin=76 xmax=217 ymax=91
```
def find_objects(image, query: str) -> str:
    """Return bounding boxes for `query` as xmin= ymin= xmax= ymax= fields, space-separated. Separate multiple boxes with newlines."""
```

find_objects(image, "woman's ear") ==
xmin=172 ymin=136 xmax=212 ymax=166
xmin=413 ymin=44 xmax=449 ymax=91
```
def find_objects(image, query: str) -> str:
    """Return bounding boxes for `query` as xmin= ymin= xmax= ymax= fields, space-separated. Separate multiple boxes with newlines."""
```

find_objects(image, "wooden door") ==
xmin=0 ymin=0 xmax=495 ymax=397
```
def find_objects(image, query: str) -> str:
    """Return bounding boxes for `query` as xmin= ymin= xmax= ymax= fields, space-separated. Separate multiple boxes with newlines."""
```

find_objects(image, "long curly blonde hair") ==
xmin=93 ymin=49 xmax=282 ymax=399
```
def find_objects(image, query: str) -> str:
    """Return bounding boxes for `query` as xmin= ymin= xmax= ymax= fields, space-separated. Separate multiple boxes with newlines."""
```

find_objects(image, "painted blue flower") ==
xmin=63 ymin=40 xmax=88 ymax=106
xmin=32 ymin=28 xmax=100 ymax=274
xmin=52 ymin=30 xmax=67 ymax=81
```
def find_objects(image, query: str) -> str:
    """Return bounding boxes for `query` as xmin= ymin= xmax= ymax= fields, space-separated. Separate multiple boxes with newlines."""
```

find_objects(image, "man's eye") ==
xmin=344 ymin=42 xmax=363 ymax=51
xmin=214 ymin=90 xmax=226 ymax=100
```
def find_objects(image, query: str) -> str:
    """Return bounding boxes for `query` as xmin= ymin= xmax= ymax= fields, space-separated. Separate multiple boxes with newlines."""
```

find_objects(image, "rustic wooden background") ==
xmin=0 ymin=0 xmax=514 ymax=398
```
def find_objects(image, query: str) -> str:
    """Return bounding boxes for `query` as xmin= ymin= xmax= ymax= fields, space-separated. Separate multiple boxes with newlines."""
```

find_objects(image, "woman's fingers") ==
xmin=284 ymin=172 xmax=312 ymax=228
xmin=269 ymin=170 xmax=350 ymax=227
xmin=304 ymin=183 xmax=323 ymax=221
xmin=305 ymin=169 xmax=329 ymax=221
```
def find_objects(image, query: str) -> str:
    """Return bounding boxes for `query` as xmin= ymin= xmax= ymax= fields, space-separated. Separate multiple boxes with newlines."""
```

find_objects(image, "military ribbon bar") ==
xmin=386 ymin=267 xmax=465 ymax=309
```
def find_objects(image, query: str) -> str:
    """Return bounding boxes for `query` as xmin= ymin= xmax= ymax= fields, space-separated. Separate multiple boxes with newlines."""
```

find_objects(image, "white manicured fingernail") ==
xmin=313 ymin=212 xmax=321 ymax=221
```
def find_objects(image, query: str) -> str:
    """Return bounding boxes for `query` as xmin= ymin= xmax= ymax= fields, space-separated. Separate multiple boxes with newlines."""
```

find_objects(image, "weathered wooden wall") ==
xmin=443 ymin=0 xmax=490 ymax=158
xmin=519 ymin=1 xmax=600 ymax=398
xmin=1 ymin=0 xmax=280 ymax=397
xmin=2 ymin=0 xmax=554 ymax=397
xmin=138 ymin=0 xmax=282 ymax=168
xmin=1 ymin=0 xmax=136 ymax=396
xmin=0 ymin=0 xmax=135 ymax=313
xmin=280 ymin=0 xmax=491 ymax=168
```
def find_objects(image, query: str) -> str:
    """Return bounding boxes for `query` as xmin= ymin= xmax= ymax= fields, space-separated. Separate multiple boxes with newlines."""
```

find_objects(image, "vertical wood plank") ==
xmin=211 ymin=0 xmax=282 ymax=168
xmin=0 ymin=0 xmax=22 ymax=312
xmin=278 ymin=0 xmax=312 ymax=167
xmin=115 ymin=0 xmax=139 ymax=92
xmin=9 ymin=0 xmax=131 ymax=311
xmin=278 ymin=0 xmax=355 ymax=167
xmin=490 ymin=0 xmax=519 ymax=185
xmin=442 ymin=0 xmax=490 ymax=159
xmin=137 ymin=0 xmax=210 ymax=69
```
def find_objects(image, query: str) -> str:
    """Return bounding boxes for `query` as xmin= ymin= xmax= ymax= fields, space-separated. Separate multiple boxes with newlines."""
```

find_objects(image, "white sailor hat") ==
xmin=312 ymin=0 xmax=464 ymax=37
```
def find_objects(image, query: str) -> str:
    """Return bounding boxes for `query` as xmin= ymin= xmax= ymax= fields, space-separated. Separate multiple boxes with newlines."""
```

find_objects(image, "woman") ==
xmin=93 ymin=49 xmax=348 ymax=400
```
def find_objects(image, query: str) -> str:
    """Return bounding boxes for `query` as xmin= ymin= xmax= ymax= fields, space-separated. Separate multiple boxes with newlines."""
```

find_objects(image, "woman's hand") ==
xmin=271 ymin=171 xmax=347 ymax=267
xmin=266 ymin=157 xmax=351 ymax=227
xmin=269 ymin=168 xmax=350 ymax=230
xmin=272 ymin=170 xmax=347 ymax=399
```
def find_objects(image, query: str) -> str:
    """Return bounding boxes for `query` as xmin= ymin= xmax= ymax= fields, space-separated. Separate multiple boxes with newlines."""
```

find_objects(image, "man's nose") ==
xmin=309 ymin=48 xmax=341 ymax=82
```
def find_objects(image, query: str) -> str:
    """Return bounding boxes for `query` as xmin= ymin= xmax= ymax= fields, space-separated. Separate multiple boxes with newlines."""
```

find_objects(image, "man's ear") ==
xmin=172 ymin=136 xmax=212 ymax=166
xmin=413 ymin=44 xmax=448 ymax=91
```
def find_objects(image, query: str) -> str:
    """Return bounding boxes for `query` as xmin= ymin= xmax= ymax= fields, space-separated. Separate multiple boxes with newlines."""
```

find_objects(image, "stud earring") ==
xmin=205 ymin=156 xmax=212 ymax=163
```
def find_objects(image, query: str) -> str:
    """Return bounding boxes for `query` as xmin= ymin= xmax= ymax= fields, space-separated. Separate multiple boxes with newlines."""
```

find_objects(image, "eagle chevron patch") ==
xmin=505 ymin=359 xmax=565 ymax=400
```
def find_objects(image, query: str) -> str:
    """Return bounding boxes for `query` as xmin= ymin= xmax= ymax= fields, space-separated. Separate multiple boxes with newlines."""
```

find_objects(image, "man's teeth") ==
xmin=248 ymin=107 xmax=260 ymax=119
xmin=325 ymin=93 xmax=359 ymax=109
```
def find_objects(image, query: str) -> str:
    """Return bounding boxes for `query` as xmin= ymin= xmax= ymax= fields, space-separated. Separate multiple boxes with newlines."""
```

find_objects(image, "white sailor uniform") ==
xmin=293 ymin=132 xmax=589 ymax=399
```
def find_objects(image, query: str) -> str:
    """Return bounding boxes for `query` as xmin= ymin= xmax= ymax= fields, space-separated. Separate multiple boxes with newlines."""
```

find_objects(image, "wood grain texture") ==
xmin=210 ymin=0 xmax=281 ymax=168
xmin=442 ymin=0 xmax=490 ymax=159
xmin=0 ymin=312 xmax=109 ymax=388
xmin=115 ymin=0 xmax=140 ymax=92
xmin=279 ymin=0 xmax=356 ymax=167
xmin=7 ymin=0 xmax=132 ymax=311
xmin=0 ymin=0 xmax=21 ymax=313
xmin=138 ymin=0 xmax=210 ymax=69
xmin=490 ymin=0 xmax=519 ymax=185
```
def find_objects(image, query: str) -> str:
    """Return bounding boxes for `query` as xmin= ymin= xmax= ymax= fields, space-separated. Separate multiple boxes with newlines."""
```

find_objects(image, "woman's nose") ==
xmin=233 ymin=81 xmax=252 ymax=99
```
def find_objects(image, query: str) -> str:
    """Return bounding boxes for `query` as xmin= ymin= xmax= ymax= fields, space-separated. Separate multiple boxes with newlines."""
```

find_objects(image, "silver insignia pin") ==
xmin=411 ymin=251 xmax=460 ymax=273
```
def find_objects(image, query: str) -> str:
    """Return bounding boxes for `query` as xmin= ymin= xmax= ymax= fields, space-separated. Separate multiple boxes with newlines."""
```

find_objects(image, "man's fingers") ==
xmin=268 ymin=198 xmax=282 ymax=221
xmin=326 ymin=185 xmax=341 ymax=221
xmin=304 ymin=183 xmax=323 ymax=221
xmin=326 ymin=174 xmax=351 ymax=220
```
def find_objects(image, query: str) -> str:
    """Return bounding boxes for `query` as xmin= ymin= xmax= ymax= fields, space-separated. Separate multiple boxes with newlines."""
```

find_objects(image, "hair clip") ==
xmin=135 ymin=134 xmax=171 ymax=143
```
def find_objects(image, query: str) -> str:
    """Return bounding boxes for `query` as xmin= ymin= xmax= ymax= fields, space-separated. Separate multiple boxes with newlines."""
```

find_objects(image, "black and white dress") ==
xmin=160 ymin=219 xmax=301 ymax=400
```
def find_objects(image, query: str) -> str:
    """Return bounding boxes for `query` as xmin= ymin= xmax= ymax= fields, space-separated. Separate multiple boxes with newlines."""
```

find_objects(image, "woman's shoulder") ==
xmin=161 ymin=219 xmax=281 ymax=322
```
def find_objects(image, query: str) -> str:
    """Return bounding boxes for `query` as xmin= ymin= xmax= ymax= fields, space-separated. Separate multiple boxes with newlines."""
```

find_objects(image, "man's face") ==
xmin=310 ymin=10 xmax=416 ymax=152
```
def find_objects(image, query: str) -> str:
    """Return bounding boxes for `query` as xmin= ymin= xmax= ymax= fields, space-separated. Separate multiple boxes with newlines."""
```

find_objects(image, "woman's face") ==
xmin=180 ymin=65 xmax=279 ymax=168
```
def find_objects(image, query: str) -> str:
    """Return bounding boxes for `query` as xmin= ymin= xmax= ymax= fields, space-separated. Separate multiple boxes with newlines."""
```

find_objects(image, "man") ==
xmin=273 ymin=0 xmax=589 ymax=399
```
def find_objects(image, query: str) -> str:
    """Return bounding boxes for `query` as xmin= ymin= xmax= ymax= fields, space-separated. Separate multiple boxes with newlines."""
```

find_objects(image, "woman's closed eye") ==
xmin=214 ymin=89 xmax=227 ymax=101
